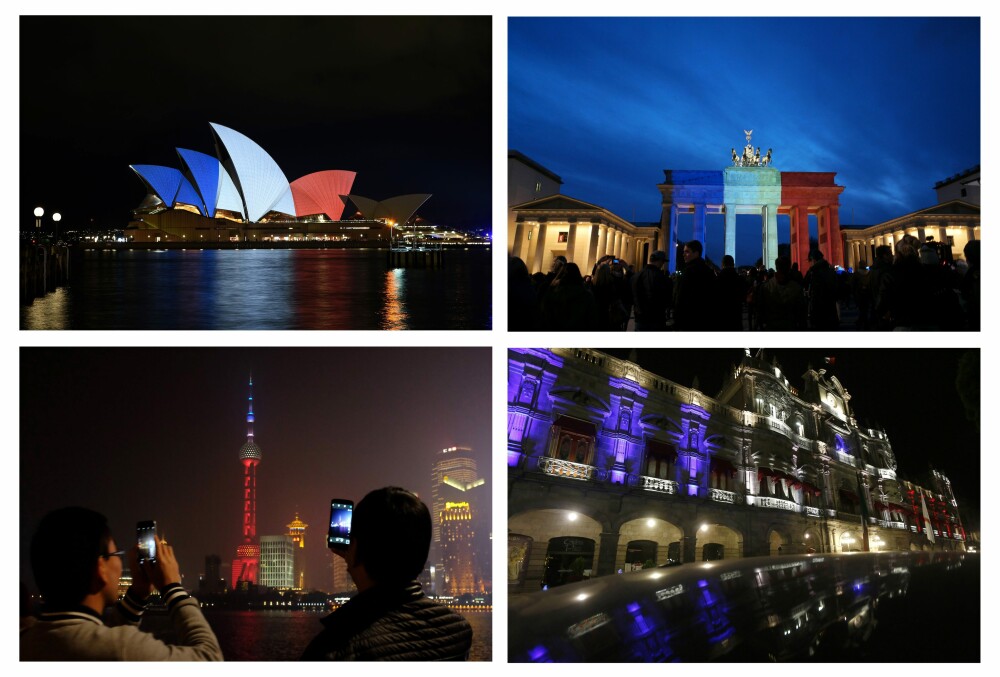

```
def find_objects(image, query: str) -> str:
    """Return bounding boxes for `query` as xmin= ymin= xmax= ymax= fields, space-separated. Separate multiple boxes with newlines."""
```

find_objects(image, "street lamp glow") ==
xmin=34 ymin=207 xmax=44 ymax=218
xmin=566 ymin=512 xmax=578 ymax=521
xmin=52 ymin=213 xmax=62 ymax=222
xmin=646 ymin=519 xmax=655 ymax=527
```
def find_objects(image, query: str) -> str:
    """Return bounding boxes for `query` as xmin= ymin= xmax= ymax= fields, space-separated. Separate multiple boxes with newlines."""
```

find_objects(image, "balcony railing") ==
xmin=537 ymin=456 xmax=595 ymax=481
xmin=639 ymin=475 xmax=678 ymax=494
xmin=709 ymin=488 xmax=737 ymax=504
xmin=880 ymin=520 xmax=907 ymax=530
xmin=756 ymin=497 xmax=800 ymax=513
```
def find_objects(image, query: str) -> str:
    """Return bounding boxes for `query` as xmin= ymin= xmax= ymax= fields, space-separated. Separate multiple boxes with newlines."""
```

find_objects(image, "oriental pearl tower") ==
xmin=231 ymin=376 xmax=262 ymax=589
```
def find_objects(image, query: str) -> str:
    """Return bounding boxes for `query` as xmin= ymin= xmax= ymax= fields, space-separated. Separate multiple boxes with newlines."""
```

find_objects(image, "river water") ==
xmin=192 ymin=609 xmax=491 ymax=661
xmin=20 ymin=248 xmax=492 ymax=330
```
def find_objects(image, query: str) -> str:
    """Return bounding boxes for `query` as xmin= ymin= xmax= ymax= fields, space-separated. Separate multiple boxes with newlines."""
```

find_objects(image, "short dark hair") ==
xmin=685 ymin=240 xmax=703 ymax=255
xmin=808 ymin=249 xmax=824 ymax=261
xmin=31 ymin=507 xmax=112 ymax=607
xmin=722 ymin=254 xmax=735 ymax=268
xmin=353 ymin=487 xmax=431 ymax=586
xmin=554 ymin=255 xmax=567 ymax=264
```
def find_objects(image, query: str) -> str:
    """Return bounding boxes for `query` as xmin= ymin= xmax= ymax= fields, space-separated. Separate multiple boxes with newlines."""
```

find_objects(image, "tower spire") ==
xmin=233 ymin=374 xmax=262 ymax=588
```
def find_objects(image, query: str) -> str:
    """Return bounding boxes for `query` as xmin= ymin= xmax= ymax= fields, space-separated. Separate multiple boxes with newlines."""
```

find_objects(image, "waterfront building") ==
xmin=440 ymin=501 xmax=477 ymax=596
xmin=286 ymin=513 xmax=308 ymax=590
xmin=431 ymin=446 xmax=484 ymax=544
xmin=841 ymin=165 xmax=980 ymax=269
xmin=330 ymin=551 xmax=356 ymax=595
xmin=232 ymin=377 xmax=262 ymax=588
xmin=507 ymin=349 xmax=967 ymax=592
xmin=259 ymin=536 xmax=296 ymax=590
xmin=128 ymin=122 xmax=429 ymax=242
xmin=200 ymin=555 xmax=225 ymax=594
xmin=431 ymin=446 xmax=488 ymax=593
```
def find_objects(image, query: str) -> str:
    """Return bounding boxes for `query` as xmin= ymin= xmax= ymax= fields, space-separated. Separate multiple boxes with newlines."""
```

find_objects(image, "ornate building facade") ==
xmin=507 ymin=349 xmax=966 ymax=592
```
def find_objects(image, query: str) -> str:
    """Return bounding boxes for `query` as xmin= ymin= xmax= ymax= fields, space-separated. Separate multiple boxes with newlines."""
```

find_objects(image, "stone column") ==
xmin=682 ymin=532 xmax=698 ymax=564
xmin=724 ymin=205 xmax=736 ymax=263
xmin=565 ymin=220 xmax=578 ymax=265
xmin=967 ymin=226 xmax=976 ymax=241
xmin=693 ymin=203 xmax=707 ymax=247
xmin=530 ymin=220 xmax=548 ymax=274
xmin=614 ymin=230 xmax=623 ymax=258
xmin=512 ymin=220 xmax=527 ymax=260
xmin=597 ymin=223 xmax=609 ymax=261
xmin=596 ymin=531 xmax=621 ymax=576
xmin=764 ymin=203 xmax=779 ymax=269
xmin=793 ymin=205 xmax=810 ymax=268
xmin=828 ymin=205 xmax=843 ymax=266
xmin=586 ymin=222 xmax=601 ymax=273
xmin=667 ymin=204 xmax=680 ymax=274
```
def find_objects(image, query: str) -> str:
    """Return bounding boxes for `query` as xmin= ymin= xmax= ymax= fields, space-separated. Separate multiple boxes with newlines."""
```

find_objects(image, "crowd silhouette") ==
xmin=509 ymin=238 xmax=980 ymax=331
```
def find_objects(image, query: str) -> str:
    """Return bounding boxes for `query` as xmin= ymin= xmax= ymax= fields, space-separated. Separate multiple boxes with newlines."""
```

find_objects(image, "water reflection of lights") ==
xmin=381 ymin=268 xmax=407 ymax=330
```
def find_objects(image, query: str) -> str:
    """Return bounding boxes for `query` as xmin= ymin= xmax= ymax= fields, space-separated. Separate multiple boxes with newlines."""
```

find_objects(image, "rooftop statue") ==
xmin=731 ymin=130 xmax=773 ymax=167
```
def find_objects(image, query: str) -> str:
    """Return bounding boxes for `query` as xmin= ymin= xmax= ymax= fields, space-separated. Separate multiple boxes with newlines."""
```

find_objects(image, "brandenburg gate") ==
xmin=659 ymin=131 xmax=845 ymax=273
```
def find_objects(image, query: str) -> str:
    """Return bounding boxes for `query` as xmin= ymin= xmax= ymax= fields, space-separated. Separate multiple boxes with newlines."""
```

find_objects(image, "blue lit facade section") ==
xmin=177 ymin=148 xmax=220 ymax=217
xmin=210 ymin=122 xmax=295 ymax=221
xmin=175 ymin=176 xmax=205 ymax=215
xmin=130 ymin=165 xmax=185 ymax=207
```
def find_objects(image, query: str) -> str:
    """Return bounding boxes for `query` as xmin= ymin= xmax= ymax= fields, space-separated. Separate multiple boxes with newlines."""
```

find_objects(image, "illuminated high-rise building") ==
xmin=232 ymin=376 xmax=262 ymax=588
xmin=431 ymin=446 xmax=484 ymax=545
xmin=286 ymin=513 xmax=308 ymax=590
xmin=259 ymin=536 xmax=295 ymax=589
xmin=330 ymin=553 xmax=357 ymax=595
xmin=440 ymin=501 xmax=477 ymax=595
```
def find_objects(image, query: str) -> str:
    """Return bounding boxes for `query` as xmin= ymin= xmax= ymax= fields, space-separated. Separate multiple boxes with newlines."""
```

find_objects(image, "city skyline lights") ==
xmin=19 ymin=348 xmax=491 ymax=596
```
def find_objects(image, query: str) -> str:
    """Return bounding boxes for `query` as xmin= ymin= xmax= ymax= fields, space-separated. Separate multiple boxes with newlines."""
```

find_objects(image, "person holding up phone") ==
xmin=301 ymin=487 xmax=473 ymax=661
xmin=21 ymin=507 xmax=223 ymax=661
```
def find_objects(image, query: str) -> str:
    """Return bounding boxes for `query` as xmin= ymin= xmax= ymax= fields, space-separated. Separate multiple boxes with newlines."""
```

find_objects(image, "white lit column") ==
xmin=531 ymin=221 xmax=548 ymax=274
xmin=512 ymin=220 xmax=527 ymax=260
xmin=724 ymin=205 xmax=736 ymax=262
xmin=586 ymin=222 xmax=600 ymax=273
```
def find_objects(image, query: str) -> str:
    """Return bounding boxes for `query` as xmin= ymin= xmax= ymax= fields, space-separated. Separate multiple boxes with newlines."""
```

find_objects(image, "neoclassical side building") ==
xmin=841 ymin=165 xmax=980 ymax=268
xmin=507 ymin=349 xmax=966 ymax=592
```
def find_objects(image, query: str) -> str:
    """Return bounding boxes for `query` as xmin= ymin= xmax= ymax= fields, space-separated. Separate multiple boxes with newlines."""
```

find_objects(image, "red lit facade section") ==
xmin=290 ymin=170 xmax=357 ymax=221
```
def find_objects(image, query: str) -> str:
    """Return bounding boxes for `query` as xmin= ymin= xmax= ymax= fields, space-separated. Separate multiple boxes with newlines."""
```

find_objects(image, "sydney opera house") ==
xmin=127 ymin=122 xmax=430 ymax=243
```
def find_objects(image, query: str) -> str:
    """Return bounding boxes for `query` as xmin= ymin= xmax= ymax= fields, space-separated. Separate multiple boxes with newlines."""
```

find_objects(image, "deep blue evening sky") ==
xmin=509 ymin=17 xmax=980 ymax=265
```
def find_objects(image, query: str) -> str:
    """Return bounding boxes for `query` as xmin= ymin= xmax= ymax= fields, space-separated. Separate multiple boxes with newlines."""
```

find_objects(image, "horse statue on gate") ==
xmin=761 ymin=148 xmax=773 ymax=167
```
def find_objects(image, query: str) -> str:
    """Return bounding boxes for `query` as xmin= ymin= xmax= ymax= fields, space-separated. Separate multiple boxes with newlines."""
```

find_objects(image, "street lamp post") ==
xmin=34 ymin=207 xmax=44 ymax=232
xmin=52 ymin=212 xmax=62 ymax=242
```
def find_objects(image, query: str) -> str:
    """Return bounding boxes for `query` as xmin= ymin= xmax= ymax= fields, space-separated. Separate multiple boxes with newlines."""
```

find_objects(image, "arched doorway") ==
xmin=615 ymin=517 xmax=683 ymax=570
xmin=839 ymin=530 xmax=862 ymax=552
xmin=508 ymin=509 xmax=603 ymax=591
xmin=803 ymin=527 xmax=821 ymax=553
xmin=768 ymin=529 xmax=788 ymax=556
xmin=695 ymin=523 xmax=743 ymax=560
xmin=625 ymin=540 xmax=657 ymax=571
xmin=542 ymin=536 xmax=596 ymax=588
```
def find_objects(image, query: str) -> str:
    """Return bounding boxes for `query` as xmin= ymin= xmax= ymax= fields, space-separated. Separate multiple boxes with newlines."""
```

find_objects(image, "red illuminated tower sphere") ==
xmin=232 ymin=377 xmax=262 ymax=588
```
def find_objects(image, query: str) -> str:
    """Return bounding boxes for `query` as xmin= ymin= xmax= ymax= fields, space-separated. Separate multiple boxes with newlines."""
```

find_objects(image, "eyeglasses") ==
xmin=101 ymin=550 xmax=125 ymax=560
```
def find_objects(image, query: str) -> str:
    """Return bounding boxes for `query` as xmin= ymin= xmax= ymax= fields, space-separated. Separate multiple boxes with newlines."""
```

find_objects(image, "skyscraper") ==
xmin=286 ymin=513 xmax=308 ymax=590
xmin=440 ymin=501 xmax=477 ymax=596
xmin=431 ymin=446 xmax=484 ymax=544
xmin=201 ymin=555 xmax=225 ymax=594
xmin=232 ymin=377 xmax=262 ymax=588
xmin=259 ymin=536 xmax=295 ymax=589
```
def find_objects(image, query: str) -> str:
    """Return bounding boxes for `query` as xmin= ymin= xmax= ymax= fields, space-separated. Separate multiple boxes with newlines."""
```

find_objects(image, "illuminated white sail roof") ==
xmin=210 ymin=122 xmax=295 ymax=221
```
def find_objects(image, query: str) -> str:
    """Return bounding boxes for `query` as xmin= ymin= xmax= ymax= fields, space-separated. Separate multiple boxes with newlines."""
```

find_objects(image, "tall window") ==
xmin=644 ymin=439 xmax=677 ymax=479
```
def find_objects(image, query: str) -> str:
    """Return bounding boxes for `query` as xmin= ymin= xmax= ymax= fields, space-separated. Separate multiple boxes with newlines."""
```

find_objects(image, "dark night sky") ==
xmin=20 ymin=16 xmax=491 ymax=231
xmin=20 ymin=348 xmax=491 ymax=593
xmin=510 ymin=17 xmax=980 ymax=265
xmin=601 ymin=348 xmax=980 ymax=527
